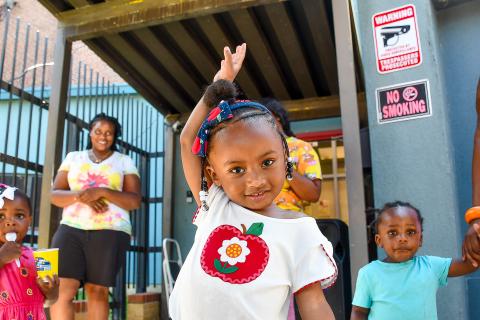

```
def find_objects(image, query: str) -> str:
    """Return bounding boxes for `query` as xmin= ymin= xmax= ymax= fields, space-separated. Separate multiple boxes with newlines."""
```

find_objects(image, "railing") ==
xmin=0 ymin=8 xmax=164 ymax=318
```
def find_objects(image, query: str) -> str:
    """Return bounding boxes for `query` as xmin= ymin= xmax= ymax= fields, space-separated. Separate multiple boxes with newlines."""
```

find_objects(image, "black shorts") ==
xmin=51 ymin=224 xmax=130 ymax=287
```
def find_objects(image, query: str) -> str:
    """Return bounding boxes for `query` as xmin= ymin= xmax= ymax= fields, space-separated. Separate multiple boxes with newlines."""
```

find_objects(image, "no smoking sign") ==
xmin=376 ymin=79 xmax=431 ymax=124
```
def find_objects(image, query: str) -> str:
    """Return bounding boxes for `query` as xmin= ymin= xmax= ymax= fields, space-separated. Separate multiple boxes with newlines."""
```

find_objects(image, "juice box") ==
xmin=33 ymin=248 xmax=58 ymax=279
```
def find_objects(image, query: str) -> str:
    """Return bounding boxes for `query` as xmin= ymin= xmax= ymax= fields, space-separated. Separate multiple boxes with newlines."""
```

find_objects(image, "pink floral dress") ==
xmin=0 ymin=246 xmax=46 ymax=320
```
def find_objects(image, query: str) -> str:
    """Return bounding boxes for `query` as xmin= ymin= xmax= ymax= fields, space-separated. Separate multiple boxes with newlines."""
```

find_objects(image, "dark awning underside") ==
xmin=38 ymin=0 xmax=364 ymax=121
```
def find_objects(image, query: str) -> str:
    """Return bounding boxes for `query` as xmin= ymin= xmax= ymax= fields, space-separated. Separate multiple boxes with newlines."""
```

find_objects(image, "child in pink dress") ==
xmin=0 ymin=184 xmax=59 ymax=320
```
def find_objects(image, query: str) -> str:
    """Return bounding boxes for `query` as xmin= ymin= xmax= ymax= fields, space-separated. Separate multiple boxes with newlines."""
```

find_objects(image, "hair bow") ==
xmin=0 ymin=184 xmax=17 ymax=209
xmin=192 ymin=100 xmax=270 ymax=158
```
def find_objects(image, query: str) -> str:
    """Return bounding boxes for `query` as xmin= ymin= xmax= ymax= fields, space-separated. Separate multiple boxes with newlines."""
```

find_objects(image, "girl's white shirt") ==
xmin=169 ymin=185 xmax=337 ymax=320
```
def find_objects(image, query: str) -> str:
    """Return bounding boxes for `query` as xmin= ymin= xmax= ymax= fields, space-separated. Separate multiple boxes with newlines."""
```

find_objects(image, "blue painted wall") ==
xmin=172 ymin=135 xmax=197 ymax=261
xmin=0 ymin=86 xmax=156 ymax=169
xmin=291 ymin=117 xmax=342 ymax=133
xmin=0 ymin=86 xmax=165 ymax=287
xmin=437 ymin=2 xmax=480 ymax=318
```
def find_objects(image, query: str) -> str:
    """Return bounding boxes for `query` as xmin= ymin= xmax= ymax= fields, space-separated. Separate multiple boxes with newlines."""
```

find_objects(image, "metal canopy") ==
xmin=38 ymin=0 xmax=364 ymax=119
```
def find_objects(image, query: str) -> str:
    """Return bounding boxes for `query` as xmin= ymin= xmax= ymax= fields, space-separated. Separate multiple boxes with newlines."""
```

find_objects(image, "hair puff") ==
xmin=203 ymin=80 xmax=237 ymax=108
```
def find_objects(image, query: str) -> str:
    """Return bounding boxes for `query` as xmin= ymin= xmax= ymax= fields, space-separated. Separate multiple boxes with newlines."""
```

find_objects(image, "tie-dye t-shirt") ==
xmin=58 ymin=150 xmax=139 ymax=235
xmin=274 ymin=136 xmax=322 ymax=212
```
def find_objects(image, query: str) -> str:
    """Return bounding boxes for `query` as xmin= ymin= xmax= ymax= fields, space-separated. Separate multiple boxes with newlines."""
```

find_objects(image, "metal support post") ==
xmin=332 ymin=0 xmax=369 ymax=290
xmin=136 ymin=154 xmax=149 ymax=293
xmin=38 ymin=28 xmax=72 ymax=248
xmin=161 ymin=123 xmax=175 ymax=319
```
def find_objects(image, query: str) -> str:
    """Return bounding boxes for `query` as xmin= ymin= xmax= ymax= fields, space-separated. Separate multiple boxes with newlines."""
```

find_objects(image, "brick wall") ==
xmin=0 ymin=0 xmax=125 ymax=88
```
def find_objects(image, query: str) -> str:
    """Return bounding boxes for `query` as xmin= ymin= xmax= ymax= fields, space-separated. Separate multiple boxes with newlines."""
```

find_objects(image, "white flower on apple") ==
xmin=217 ymin=237 xmax=250 ymax=265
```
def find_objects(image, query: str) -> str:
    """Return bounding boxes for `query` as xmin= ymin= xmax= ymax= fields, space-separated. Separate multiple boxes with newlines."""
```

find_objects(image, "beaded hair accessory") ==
xmin=286 ymin=157 xmax=294 ymax=181
xmin=0 ymin=184 xmax=17 ymax=209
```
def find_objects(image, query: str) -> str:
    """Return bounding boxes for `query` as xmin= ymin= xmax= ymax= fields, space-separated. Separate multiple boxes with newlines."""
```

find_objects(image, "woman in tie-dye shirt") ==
xmin=50 ymin=113 xmax=141 ymax=320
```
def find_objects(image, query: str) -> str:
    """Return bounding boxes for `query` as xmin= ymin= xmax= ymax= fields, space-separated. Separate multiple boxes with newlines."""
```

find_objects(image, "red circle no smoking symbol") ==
xmin=403 ymin=86 xmax=418 ymax=101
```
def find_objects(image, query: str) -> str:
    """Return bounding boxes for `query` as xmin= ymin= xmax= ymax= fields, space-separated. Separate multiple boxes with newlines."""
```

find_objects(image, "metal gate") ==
xmin=0 ymin=9 xmax=164 ymax=318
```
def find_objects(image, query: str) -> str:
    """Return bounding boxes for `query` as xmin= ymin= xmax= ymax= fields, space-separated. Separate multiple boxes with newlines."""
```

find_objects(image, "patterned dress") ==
xmin=58 ymin=150 xmax=139 ymax=235
xmin=274 ymin=136 xmax=322 ymax=213
xmin=0 ymin=247 xmax=46 ymax=320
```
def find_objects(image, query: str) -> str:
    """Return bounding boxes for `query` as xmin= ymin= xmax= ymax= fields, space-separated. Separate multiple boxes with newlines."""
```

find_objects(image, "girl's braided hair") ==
xmin=202 ymin=81 xmax=280 ymax=144
xmin=197 ymin=80 xmax=293 ymax=211
xmin=258 ymin=98 xmax=295 ymax=137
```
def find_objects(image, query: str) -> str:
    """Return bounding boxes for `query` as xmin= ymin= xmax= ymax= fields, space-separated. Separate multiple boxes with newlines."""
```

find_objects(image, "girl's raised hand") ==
xmin=180 ymin=43 xmax=246 ymax=206
xmin=213 ymin=43 xmax=247 ymax=82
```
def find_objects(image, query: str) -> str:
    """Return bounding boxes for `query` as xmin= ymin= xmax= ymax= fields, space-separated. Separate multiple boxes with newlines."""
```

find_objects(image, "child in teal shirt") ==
xmin=351 ymin=201 xmax=478 ymax=320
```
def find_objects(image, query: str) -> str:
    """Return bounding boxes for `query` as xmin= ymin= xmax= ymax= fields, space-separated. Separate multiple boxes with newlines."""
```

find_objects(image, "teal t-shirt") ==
xmin=352 ymin=256 xmax=452 ymax=320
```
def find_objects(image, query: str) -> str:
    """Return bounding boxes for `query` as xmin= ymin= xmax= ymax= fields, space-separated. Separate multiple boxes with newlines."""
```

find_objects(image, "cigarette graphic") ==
xmin=5 ymin=232 xmax=20 ymax=268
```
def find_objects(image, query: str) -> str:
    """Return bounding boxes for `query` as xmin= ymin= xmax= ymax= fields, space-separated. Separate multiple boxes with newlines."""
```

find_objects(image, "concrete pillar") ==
xmin=351 ymin=1 xmax=467 ymax=319
xmin=436 ymin=2 xmax=480 ymax=319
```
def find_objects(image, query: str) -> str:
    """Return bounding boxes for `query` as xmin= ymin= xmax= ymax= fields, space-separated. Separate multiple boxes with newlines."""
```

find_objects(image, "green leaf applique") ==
xmin=245 ymin=222 xmax=264 ymax=236
xmin=214 ymin=259 xmax=239 ymax=274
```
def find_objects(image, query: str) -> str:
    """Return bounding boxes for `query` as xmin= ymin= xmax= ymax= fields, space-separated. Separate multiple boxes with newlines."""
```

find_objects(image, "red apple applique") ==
xmin=201 ymin=223 xmax=269 ymax=284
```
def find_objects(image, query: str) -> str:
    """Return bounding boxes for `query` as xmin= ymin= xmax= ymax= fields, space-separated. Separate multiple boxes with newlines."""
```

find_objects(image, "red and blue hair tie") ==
xmin=191 ymin=100 xmax=270 ymax=157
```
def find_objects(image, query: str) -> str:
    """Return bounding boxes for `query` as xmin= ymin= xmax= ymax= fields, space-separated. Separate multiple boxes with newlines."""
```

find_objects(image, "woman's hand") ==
xmin=462 ymin=220 xmax=480 ymax=267
xmin=78 ymin=188 xmax=105 ymax=203
xmin=77 ymin=188 xmax=109 ymax=213
xmin=0 ymin=241 xmax=21 ymax=267
xmin=213 ymin=43 xmax=247 ymax=82
xmin=37 ymin=274 xmax=59 ymax=302
xmin=87 ymin=199 xmax=109 ymax=214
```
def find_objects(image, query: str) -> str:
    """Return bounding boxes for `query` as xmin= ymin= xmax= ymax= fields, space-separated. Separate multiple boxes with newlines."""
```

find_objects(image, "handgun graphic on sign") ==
xmin=380 ymin=25 xmax=410 ymax=47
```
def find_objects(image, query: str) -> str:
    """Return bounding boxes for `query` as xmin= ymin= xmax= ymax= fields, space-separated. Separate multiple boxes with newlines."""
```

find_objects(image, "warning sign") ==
xmin=376 ymin=79 xmax=431 ymax=124
xmin=372 ymin=4 xmax=422 ymax=74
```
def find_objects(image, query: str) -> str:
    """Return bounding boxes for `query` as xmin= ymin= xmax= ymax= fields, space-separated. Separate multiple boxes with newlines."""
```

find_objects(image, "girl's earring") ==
xmin=286 ymin=157 xmax=294 ymax=181
xmin=200 ymin=177 xmax=209 ymax=212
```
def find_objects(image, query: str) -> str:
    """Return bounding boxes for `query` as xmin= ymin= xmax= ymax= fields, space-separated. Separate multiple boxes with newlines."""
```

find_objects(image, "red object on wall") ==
xmin=296 ymin=129 xmax=343 ymax=142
